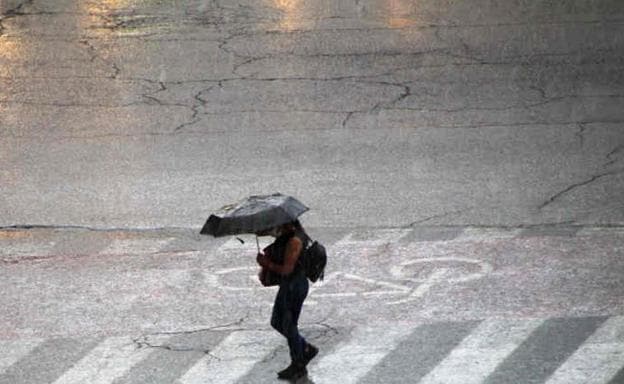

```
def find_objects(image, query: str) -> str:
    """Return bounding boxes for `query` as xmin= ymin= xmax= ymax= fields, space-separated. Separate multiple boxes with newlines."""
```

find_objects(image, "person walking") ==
xmin=256 ymin=220 xmax=319 ymax=381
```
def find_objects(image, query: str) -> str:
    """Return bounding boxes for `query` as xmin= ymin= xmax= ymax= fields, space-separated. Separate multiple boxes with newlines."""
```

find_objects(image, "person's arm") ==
xmin=257 ymin=237 xmax=302 ymax=276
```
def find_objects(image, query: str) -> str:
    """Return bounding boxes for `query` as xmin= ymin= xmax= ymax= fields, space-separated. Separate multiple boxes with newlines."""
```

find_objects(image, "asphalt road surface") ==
xmin=1 ymin=0 xmax=624 ymax=383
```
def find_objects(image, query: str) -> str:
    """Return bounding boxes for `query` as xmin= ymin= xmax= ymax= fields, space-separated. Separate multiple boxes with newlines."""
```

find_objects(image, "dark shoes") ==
xmin=277 ymin=363 xmax=307 ymax=381
xmin=303 ymin=343 xmax=319 ymax=366
xmin=277 ymin=343 xmax=318 ymax=381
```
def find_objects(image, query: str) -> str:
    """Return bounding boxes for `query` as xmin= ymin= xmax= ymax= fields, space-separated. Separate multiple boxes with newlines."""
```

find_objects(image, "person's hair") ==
xmin=281 ymin=219 xmax=306 ymax=235
xmin=292 ymin=219 xmax=304 ymax=231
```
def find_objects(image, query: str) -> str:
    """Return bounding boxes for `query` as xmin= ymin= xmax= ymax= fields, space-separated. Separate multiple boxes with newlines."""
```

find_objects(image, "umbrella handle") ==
xmin=256 ymin=236 xmax=260 ymax=254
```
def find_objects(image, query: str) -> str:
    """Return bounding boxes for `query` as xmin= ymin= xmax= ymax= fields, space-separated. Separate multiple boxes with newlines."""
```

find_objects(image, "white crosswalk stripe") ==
xmin=177 ymin=330 xmax=282 ymax=384
xmin=308 ymin=326 xmax=414 ymax=384
xmin=545 ymin=316 xmax=624 ymax=384
xmin=0 ymin=338 xmax=43 ymax=375
xmin=416 ymin=318 xmax=544 ymax=384
xmin=51 ymin=336 xmax=160 ymax=384
xmin=2 ymin=318 xmax=624 ymax=383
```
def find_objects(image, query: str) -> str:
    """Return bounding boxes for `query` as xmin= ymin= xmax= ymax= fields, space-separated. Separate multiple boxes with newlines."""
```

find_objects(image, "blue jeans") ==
xmin=271 ymin=273 xmax=309 ymax=363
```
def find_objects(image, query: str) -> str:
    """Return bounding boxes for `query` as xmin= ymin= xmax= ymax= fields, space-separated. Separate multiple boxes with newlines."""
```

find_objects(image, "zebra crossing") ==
xmin=1 ymin=316 xmax=624 ymax=384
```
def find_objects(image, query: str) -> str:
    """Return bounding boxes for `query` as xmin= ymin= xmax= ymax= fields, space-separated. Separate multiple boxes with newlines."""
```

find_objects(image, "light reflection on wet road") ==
xmin=0 ymin=0 xmax=623 ymax=229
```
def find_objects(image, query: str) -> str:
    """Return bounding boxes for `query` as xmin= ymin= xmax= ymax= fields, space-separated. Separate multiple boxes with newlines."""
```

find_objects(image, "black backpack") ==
xmin=301 ymin=240 xmax=327 ymax=282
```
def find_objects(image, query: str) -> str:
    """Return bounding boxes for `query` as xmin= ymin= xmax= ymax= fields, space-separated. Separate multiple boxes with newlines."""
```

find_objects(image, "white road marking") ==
xmin=545 ymin=316 xmax=624 ymax=384
xmin=177 ymin=330 xmax=281 ymax=384
xmin=306 ymin=231 xmax=411 ymax=304
xmin=388 ymin=255 xmax=493 ymax=305
xmin=417 ymin=318 xmax=544 ymax=384
xmin=388 ymin=268 xmax=449 ymax=305
xmin=310 ymin=272 xmax=411 ymax=300
xmin=52 ymin=336 xmax=158 ymax=384
xmin=390 ymin=256 xmax=493 ymax=284
xmin=0 ymin=338 xmax=44 ymax=374
xmin=309 ymin=325 xmax=413 ymax=384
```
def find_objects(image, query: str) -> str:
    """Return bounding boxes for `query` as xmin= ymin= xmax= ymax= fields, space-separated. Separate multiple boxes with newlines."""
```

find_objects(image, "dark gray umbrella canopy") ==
xmin=200 ymin=193 xmax=309 ymax=237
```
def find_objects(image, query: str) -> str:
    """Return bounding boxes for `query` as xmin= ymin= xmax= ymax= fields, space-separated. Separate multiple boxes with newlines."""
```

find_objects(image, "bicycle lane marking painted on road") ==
xmin=545 ymin=316 xmax=624 ymax=384
xmin=0 ymin=338 xmax=43 ymax=375
xmin=307 ymin=325 xmax=414 ymax=384
xmin=51 ymin=336 xmax=160 ymax=384
xmin=416 ymin=318 xmax=544 ymax=384
xmin=306 ymin=272 xmax=411 ymax=300
xmin=305 ymin=229 xmax=412 ymax=305
xmin=387 ymin=256 xmax=493 ymax=305
xmin=207 ymin=230 xmax=414 ymax=305
xmin=177 ymin=330 xmax=282 ymax=384
xmin=208 ymin=230 xmax=494 ymax=306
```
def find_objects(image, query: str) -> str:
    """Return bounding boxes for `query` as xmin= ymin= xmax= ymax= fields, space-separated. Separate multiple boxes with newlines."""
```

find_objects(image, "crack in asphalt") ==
xmin=341 ymin=112 xmax=354 ymax=129
xmin=138 ymin=80 xmax=168 ymax=105
xmin=173 ymin=85 xmax=213 ymax=132
xmin=538 ymin=169 xmax=624 ymax=210
xmin=132 ymin=316 xmax=248 ymax=356
xmin=0 ymin=100 xmax=159 ymax=108
xmin=3 ymin=223 xmax=624 ymax=238
xmin=0 ymin=224 xmax=195 ymax=232
xmin=3 ymin=51 xmax=616 ymax=81
xmin=384 ymin=94 xmax=624 ymax=114
xmin=406 ymin=209 xmax=468 ymax=227
xmin=0 ymin=0 xmax=34 ymax=35
xmin=4 ymin=118 xmax=624 ymax=141
xmin=605 ymin=144 xmax=624 ymax=167
xmin=170 ymin=78 xmax=411 ymax=131
xmin=78 ymin=39 xmax=121 ymax=79
xmin=2 ymin=1 xmax=624 ymax=165
xmin=255 ymin=320 xmax=339 ymax=363
xmin=218 ymin=19 xmax=624 ymax=43
xmin=132 ymin=337 xmax=218 ymax=357
xmin=576 ymin=122 xmax=588 ymax=149
xmin=528 ymin=85 xmax=548 ymax=100
xmin=129 ymin=315 xmax=278 ymax=360
xmin=338 ymin=81 xmax=410 ymax=129
xmin=1 ymin=0 xmax=34 ymax=17
xmin=369 ymin=81 xmax=411 ymax=110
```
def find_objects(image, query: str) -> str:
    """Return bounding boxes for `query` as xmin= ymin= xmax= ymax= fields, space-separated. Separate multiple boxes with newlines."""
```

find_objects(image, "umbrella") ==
xmin=200 ymin=193 xmax=309 ymax=241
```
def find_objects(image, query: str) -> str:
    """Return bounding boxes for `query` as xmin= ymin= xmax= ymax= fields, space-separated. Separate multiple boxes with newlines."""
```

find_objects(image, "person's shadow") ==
xmin=290 ymin=375 xmax=316 ymax=384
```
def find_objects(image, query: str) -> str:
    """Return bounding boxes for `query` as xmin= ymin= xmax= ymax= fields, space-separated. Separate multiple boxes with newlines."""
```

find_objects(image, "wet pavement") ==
xmin=2 ymin=225 xmax=624 ymax=337
xmin=1 ymin=226 xmax=624 ymax=383
xmin=2 ymin=1 xmax=624 ymax=382
xmin=1 ymin=0 xmax=623 ymax=229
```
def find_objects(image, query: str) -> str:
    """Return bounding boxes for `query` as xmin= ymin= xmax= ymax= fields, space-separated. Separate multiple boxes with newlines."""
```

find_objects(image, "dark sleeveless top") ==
xmin=265 ymin=229 xmax=309 ymax=281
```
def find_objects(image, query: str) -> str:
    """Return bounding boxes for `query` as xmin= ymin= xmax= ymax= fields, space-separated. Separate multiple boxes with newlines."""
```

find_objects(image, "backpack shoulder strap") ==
xmin=294 ymin=229 xmax=311 ymax=248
